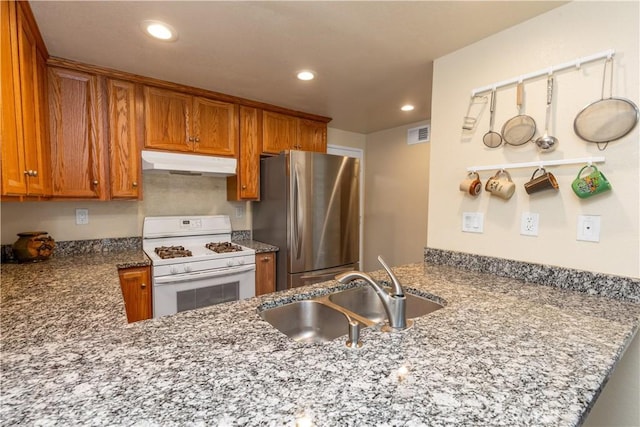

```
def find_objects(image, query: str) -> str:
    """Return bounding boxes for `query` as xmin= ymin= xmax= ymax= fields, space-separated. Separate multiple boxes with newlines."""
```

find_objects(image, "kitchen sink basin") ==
xmin=328 ymin=286 xmax=443 ymax=323
xmin=259 ymin=286 xmax=444 ymax=344
xmin=259 ymin=300 xmax=355 ymax=344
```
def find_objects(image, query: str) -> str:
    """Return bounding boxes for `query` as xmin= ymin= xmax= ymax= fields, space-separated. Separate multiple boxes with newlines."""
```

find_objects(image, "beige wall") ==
xmin=362 ymin=120 xmax=430 ymax=271
xmin=428 ymin=1 xmax=639 ymax=278
xmin=1 ymin=174 xmax=251 ymax=244
xmin=327 ymin=127 xmax=366 ymax=151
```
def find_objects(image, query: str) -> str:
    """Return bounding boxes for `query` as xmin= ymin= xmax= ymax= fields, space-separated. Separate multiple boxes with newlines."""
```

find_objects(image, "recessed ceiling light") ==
xmin=141 ymin=20 xmax=177 ymax=41
xmin=297 ymin=70 xmax=316 ymax=81
xmin=401 ymin=105 xmax=415 ymax=112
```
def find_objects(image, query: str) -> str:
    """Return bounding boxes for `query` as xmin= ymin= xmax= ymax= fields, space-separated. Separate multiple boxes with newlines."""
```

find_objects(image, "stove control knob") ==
xmin=236 ymin=258 xmax=244 ymax=265
xmin=170 ymin=267 xmax=179 ymax=274
xmin=184 ymin=265 xmax=192 ymax=273
xmin=226 ymin=260 xmax=234 ymax=267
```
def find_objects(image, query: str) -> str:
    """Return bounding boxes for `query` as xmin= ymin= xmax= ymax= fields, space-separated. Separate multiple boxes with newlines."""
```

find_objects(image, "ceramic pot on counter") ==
xmin=12 ymin=232 xmax=55 ymax=262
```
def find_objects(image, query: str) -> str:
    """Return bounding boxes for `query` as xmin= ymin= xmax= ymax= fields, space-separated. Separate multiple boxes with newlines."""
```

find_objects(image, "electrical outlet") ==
xmin=235 ymin=206 xmax=244 ymax=219
xmin=462 ymin=212 xmax=483 ymax=233
xmin=75 ymin=208 xmax=89 ymax=225
xmin=577 ymin=215 xmax=601 ymax=242
xmin=520 ymin=212 xmax=539 ymax=236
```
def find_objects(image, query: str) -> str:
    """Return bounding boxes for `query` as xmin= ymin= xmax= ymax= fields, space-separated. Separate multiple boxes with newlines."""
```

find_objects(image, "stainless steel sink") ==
xmin=259 ymin=300 xmax=355 ymax=344
xmin=259 ymin=286 xmax=444 ymax=343
xmin=328 ymin=286 xmax=443 ymax=323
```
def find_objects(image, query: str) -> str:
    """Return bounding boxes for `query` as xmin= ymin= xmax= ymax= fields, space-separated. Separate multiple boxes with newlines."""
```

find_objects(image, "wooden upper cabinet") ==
xmin=144 ymin=86 xmax=238 ymax=157
xmin=143 ymin=86 xmax=191 ymax=152
xmin=108 ymin=79 xmax=140 ymax=199
xmin=48 ymin=67 xmax=107 ymax=199
xmin=262 ymin=111 xmax=298 ymax=155
xmin=227 ymin=106 xmax=261 ymax=201
xmin=193 ymin=97 xmax=238 ymax=156
xmin=1 ymin=0 xmax=51 ymax=197
xmin=299 ymin=119 xmax=327 ymax=153
xmin=262 ymin=111 xmax=328 ymax=155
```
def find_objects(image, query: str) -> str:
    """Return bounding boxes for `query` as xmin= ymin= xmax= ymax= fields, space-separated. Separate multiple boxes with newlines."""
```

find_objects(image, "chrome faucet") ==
xmin=336 ymin=256 xmax=408 ymax=330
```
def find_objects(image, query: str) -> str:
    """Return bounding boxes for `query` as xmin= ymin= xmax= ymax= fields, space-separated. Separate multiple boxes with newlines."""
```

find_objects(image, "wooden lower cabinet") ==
xmin=255 ymin=251 xmax=276 ymax=296
xmin=118 ymin=266 xmax=152 ymax=322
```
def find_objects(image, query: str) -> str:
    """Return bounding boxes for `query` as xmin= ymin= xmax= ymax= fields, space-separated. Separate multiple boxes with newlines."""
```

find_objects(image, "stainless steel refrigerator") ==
xmin=253 ymin=150 xmax=360 ymax=291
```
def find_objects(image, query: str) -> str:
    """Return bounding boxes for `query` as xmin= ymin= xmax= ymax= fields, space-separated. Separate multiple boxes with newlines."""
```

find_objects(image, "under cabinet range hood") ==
xmin=141 ymin=150 xmax=237 ymax=177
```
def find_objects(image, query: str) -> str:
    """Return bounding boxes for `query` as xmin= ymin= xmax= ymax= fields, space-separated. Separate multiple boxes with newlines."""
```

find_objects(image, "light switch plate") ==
xmin=577 ymin=215 xmax=601 ymax=242
xmin=462 ymin=212 xmax=483 ymax=233
xmin=75 ymin=208 xmax=89 ymax=225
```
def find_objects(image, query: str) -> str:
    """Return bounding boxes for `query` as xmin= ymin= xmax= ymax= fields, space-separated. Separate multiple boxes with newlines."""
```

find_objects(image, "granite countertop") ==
xmin=1 ymin=253 xmax=639 ymax=426
xmin=233 ymin=239 xmax=279 ymax=253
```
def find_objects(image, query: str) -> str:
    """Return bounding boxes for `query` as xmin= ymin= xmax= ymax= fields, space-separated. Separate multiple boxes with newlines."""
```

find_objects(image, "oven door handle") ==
xmin=153 ymin=264 xmax=256 ymax=285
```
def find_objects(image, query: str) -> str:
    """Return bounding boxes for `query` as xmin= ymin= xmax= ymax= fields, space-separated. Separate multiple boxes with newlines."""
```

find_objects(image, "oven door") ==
xmin=153 ymin=264 xmax=255 ymax=318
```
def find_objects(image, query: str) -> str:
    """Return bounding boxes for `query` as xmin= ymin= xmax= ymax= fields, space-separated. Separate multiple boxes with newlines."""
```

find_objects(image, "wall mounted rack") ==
xmin=467 ymin=156 xmax=605 ymax=173
xmin=471 ymin=49 xmax=615 ymax=96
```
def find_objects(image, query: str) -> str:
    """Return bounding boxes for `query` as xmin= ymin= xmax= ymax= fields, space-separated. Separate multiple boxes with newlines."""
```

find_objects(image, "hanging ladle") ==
xmin=535 ymin=75 xmax=558 ymax=152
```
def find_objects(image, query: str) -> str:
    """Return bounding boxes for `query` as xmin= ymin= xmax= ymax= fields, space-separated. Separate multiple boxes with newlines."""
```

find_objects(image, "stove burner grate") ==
xmin=154 ymin=245 xmax=193 ymax=259
xmin=206 ymin=242 xmax=243 ymax=253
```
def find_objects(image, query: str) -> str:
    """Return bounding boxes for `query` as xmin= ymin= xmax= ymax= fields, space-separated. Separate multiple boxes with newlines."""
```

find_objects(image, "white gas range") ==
xmin=142 ymin=215 xmax=256 ymax=318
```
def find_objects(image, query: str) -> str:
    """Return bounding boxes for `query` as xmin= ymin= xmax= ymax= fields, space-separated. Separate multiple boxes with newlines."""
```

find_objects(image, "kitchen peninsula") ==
xmin=1 ymin=252 xmax=639 ymax=426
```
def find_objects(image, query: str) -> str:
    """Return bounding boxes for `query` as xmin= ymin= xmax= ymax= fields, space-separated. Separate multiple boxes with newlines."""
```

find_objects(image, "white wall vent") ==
xmin=407 ymin=125 xmax=430 ymax=145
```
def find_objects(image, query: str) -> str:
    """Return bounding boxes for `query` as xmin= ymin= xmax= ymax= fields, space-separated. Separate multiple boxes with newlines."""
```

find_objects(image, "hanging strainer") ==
xmin=501 ymin=82 xmax=536 ymax=146
xmin=482 ymin=90 xmax=503 ymax=148
xmin=574 ymin=57 xmax=639 ymax=150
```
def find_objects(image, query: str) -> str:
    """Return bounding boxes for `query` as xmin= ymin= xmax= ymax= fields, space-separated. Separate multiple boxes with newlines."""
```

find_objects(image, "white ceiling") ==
xmin=30 ymin=1 xmax=566 ymax=134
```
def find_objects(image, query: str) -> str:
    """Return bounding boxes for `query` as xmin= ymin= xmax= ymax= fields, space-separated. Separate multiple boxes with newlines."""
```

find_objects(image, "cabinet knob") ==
xmin=188 ymin=137 xmax=194 ymax=142
xmin=195 ymin=137 xmax=200 ymax=143
xmin=261 ymin=256 xmax=270 ymax=262
xmin=32 ymin=170 xmax=38 ymax=177
xmin=141 ymin=283 xmax=147 ymax=289
xmin=92 ymin=180 xmax=99 ymax=186
xmin=241 ymin=185 xmax=247 ymax=189
xmin=23 ymin=170 xmax=29 ymax=176
xmin=132 ymin=182 xmax=138 ymax=187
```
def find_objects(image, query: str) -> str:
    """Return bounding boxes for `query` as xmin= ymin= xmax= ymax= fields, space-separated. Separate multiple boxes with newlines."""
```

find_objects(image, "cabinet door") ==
xmin=1 ymin=2 xmax=50 ymax=197
xmin=192 ymin=97 xmax=238 ymax=156
xmin=255 ymin=252 xmax=276 ymax=296
xmin=143 ymin=86 xmax=191 ymax=152
xmin=227 ymin=106 xmax=261 ymax=200
xmin=108 ymin=79 xmax=140 ymax=199
xmin=262 ymin=111 xmax=298 ymax=155
xmin=48 ymin=67 xmax=106 ymax=198
xmin=1 ymin=0 xmax=26 ymax=195
xmin=118 ymin=266 xmax=152 ymax=323
xmin=299 ymin=119 xmax=327 ymax=153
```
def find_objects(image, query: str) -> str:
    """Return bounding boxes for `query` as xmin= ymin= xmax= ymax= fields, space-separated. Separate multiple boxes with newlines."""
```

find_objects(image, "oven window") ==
xmin=176 ymin=282 xmax=240 ymax=313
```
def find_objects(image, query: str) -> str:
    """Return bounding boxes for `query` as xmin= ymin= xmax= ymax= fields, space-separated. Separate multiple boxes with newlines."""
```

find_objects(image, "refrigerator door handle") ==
xmin=293 ymin=164 xmax=303 ymax=260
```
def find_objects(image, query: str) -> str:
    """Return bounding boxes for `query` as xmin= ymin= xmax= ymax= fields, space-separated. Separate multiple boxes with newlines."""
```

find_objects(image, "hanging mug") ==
xmin=524 ymin=167 xmax=559 ymax=195
xmin=459 ymin=172 xmax=482 ymax=196
xmin=571 ymin=165 xmax=612 ymax=199
xmin=485 ymin=170 xmax=515 ymax=200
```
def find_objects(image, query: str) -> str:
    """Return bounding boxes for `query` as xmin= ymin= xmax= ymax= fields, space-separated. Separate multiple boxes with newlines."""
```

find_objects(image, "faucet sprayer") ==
xmin=336 ymin=256 xmax=409 ymax=330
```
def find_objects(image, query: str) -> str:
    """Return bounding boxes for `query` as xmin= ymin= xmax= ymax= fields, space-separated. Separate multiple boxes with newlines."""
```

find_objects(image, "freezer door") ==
xmin=288 ymin=151 xmax=360 ymax=274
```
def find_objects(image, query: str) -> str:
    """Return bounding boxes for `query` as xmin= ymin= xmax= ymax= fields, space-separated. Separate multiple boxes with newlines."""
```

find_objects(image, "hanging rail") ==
xmin=470 ymin=49 xmax=615 ymax=96
xmin=467 ymin=156 xmax=605 ymax=173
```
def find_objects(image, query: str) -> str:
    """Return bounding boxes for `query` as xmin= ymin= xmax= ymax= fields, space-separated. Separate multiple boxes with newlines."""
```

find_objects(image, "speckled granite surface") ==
xmin=234 ymin=239 xmax=279 ymax=253
xmin=1 ymin=254 xmax=639 ymax=426
xmin=425 ymin=248 xmax=640 ymax=303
